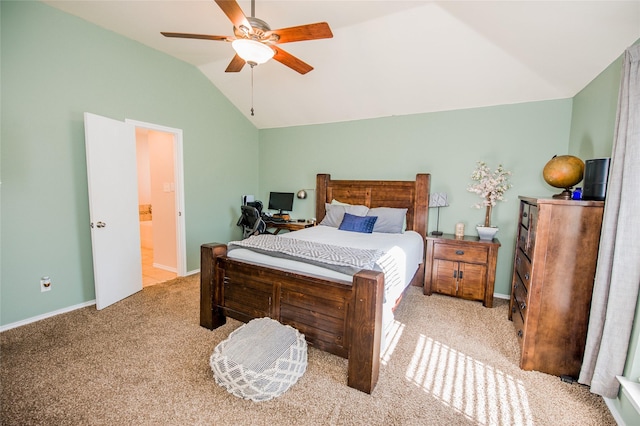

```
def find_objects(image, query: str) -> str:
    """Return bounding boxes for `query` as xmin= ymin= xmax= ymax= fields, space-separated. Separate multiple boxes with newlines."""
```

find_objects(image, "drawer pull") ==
xmin=455 ymin=250 xmax=464 ymax=255
xmin=453 ymin=270 xmax=457 ymax=279
xmin=520 ymin=302 xmax=526 ymax=310
xmin=523 ymin=212 xmax=528 ymax=218
xmin=459 ymin=271 xmax=463 ymax=279
xmin=517 ymin=330 xmax=523 ymax=338
xmin=525 ymin=273 xmax=530 ymax=281
xmin=514 ymin=282 xmax=519 ymax=289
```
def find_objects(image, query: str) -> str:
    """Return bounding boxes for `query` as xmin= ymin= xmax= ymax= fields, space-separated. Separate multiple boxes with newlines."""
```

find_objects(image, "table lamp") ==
xmin=429 ymin=192 xmax=449 ymax=236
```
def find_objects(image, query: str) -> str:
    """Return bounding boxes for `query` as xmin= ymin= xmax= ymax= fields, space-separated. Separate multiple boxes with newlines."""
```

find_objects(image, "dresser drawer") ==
xmin=511 ymin=301 xmax=525 ymax=350
xmin=515 ymin=249 xmax=532 ymax=291
xmin=526 ymin=207 xmax=538 ymax=259
xmin=517 ymin=224 xmax=528 ymax=254
xmin=433 ymin=243 xmax=488 ymax=264
xmin=513 ymin=274 xmax=529 ymax=321
xmin=520 ymin=202 xmax=531 ymax=229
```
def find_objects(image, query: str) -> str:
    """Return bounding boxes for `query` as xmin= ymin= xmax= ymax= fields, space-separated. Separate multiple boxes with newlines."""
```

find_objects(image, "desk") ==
xmin=265 ymin=220 xmax=314 ymax=234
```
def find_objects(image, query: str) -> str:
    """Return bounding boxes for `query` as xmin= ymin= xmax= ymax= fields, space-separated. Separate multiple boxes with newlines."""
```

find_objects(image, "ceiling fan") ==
xmin=161 ymin=0 xmax=333 ymax=74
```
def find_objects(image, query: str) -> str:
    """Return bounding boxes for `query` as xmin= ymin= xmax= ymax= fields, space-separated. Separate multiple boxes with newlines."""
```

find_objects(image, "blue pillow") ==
xmin=338 ymin=213 xmax=378 ymax=233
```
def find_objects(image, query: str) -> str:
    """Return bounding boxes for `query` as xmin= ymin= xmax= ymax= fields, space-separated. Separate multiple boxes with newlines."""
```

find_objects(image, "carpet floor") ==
xmin=1 ymin=274 xmax=615 ymax=425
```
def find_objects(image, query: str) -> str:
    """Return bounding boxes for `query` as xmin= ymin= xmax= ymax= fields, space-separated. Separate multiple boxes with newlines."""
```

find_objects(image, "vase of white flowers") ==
xmin=467 ymin=161 xmax=512 ymax=239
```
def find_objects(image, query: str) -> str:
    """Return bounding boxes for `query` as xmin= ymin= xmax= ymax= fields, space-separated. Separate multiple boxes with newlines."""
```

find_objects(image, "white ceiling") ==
xmin=43 ymin=1 xmax=640 ymax=129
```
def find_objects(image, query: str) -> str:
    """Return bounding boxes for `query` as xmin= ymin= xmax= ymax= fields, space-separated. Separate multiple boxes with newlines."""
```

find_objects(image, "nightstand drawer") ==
xmin=433 ymin=243 xmax=488 ymax=264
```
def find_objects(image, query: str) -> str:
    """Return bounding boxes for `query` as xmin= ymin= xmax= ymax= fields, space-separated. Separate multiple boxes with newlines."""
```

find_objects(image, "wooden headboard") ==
xmin=315 ymin=174 xmax=431 ymax=239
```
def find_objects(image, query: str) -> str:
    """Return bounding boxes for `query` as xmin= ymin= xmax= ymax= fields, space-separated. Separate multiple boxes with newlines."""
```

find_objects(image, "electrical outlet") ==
xmin=40 ymin=276 xmax=51 ymax=292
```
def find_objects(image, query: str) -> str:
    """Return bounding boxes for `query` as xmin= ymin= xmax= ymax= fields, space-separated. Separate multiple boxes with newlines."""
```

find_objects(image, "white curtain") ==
xmin=578 ymin=44 xmax=640 ymax=398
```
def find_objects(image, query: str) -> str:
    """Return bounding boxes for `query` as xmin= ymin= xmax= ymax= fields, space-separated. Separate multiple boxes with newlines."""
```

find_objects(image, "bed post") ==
xmin=316 ymin=174 xmax=330 ymax=220
xmin=347 ymin=269 xmax=384 ymax=394
xmin=414 ymin=173 xmax=430 ymax=240
xmin=200 ymin=243 xmax=228 ymax=330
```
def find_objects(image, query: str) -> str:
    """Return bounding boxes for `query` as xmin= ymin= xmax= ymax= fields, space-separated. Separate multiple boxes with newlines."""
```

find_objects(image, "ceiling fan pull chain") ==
xmin=250 ymin=65 xmax=255 ymax=116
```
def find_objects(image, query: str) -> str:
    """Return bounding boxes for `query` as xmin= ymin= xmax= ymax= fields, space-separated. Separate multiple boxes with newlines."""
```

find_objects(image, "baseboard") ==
xmin=604 ymin=396 xmax=626 ymax=425
xmin=153 ymin=263 xmax=177 ymax=273
xmin=494 ymin=292 xmax=510 ymax=300
xmin=0 ymin=300 xmax=96 ymax=333
xmin=1 ymin=271 xmax=202 ymax=333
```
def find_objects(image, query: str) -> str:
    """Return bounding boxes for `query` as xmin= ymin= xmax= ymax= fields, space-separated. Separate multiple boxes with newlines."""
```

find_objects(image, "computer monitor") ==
xmin=268 ymin=192 xmax=294 ymax=215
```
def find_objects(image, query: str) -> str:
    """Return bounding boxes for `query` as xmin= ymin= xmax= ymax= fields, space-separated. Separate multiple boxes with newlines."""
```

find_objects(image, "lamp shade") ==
xmin=429 ymin=192 xmax=449 ymax=208
xmin=232 ymin=39 xmax=275 ymax=65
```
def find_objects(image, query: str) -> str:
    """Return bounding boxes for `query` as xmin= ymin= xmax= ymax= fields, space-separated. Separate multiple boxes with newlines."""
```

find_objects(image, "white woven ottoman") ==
xmin=210 ymin=317 xmax=307 ymax=402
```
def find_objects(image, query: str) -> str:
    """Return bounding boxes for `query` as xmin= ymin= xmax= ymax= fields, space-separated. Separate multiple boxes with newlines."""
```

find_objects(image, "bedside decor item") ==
xmin=542 ymin=155 xmax=585 ymax=200
xmin=467 ymin=161 xmax=512 ymax=239
xmin=455 ymin=222 xmax=465 ymax=238
xmin=429 ymin=192 xmax=449 ymax=236
xmin=476 ymin=225 xmax=499 ymax=241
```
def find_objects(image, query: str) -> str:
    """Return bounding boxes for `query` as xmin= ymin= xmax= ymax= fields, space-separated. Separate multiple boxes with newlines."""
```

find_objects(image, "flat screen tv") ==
xmin=268 ymin=192 xmax=294 ymax=215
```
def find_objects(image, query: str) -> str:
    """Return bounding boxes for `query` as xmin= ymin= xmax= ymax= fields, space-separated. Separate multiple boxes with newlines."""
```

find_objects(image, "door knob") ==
xmin=96 ymin=221 xmax=106 ymax=228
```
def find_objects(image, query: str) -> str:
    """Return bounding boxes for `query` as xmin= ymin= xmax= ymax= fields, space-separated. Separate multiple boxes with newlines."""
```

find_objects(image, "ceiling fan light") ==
xmin=232 ymin=39 xmax=274 ymax=65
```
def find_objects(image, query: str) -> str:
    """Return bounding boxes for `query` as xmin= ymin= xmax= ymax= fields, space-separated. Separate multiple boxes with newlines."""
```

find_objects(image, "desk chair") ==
xmin=237 ymin=205 xmax=268 ymax=239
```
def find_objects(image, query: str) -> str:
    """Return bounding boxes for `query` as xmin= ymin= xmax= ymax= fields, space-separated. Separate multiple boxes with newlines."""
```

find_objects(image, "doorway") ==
xmin=128 ymin=119 xmax=187 ymax=286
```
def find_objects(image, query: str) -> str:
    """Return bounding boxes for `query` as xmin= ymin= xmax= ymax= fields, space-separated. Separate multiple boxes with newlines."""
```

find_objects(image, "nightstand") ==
xmin=424 ymin=234 xmax=500 ymax=307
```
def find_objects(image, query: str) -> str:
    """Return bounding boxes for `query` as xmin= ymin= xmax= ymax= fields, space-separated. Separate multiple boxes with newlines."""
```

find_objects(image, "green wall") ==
xmin=1 ymin=1 xmax=258 ymax=325
xmin=569 ymin=43 xmax=640 ymax=426
xmin=569 ymin=57 xmax=623 ymax=159
xmin=258 ymin=100 xmax=573 ymax=296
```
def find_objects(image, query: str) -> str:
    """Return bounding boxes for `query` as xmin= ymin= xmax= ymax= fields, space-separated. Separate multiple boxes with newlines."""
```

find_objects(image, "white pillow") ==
xmin=320 ymin=203 xmax=369 ymax=227
xmin=367 ymin=207 xmax=408 ymax=233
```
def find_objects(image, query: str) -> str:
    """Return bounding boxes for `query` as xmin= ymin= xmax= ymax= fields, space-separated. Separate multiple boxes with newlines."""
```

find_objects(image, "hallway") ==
xmin=141 ymin=246 xmax=176 ymax=287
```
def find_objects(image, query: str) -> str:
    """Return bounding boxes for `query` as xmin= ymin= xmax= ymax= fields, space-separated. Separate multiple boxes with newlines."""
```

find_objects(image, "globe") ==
xmin=543 ymin=155 xmax=585 ymax=199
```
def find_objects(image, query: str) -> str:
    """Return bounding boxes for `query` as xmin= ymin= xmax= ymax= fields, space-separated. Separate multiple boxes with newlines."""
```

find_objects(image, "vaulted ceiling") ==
xmin=44 ymin=1 xmax=640 ymax=129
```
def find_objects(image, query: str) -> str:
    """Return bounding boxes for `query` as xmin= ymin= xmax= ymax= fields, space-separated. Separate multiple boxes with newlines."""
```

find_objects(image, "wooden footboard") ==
xmin=200 ymin=243 xmax=384 ymax=394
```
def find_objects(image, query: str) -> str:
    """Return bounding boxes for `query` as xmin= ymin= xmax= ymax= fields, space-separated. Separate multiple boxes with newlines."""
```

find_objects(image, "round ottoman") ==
xmin=210 ymin=317 xmax=307 ymax=402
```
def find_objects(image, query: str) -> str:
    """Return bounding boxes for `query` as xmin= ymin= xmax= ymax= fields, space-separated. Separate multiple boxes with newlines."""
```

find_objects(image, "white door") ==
xmin=84 ymin=112 xmax=142 ymax=310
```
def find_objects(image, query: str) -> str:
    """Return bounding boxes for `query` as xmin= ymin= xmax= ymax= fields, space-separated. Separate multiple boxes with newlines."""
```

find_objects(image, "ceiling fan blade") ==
xmin=272 ymin=47 xmax=313 ymax=75
xmin=214 ymin=0 xmax=252 ymax=33
xmin=161 ymin=32 xmax=229 ymax=41
xmin=266 ymin=22 xmax=333 ymax=44
xmin=225 ymin=54 xmax=246 ymax=72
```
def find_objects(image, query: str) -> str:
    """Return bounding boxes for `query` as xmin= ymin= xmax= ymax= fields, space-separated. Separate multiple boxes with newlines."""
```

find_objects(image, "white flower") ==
xmin=467 ymin=161 xmax=513 ymax=208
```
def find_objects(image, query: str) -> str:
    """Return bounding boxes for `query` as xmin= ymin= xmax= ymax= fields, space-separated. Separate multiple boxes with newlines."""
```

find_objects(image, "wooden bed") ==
xmin=200 ymin=173 xmax=430 ymax=394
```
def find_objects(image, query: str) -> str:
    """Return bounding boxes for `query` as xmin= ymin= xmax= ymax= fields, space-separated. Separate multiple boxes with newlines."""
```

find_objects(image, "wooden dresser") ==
xmin=424 ymin=234 xmax=501 ymax=307
xmin=509 ymin=196 xmax=604 ymax=378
